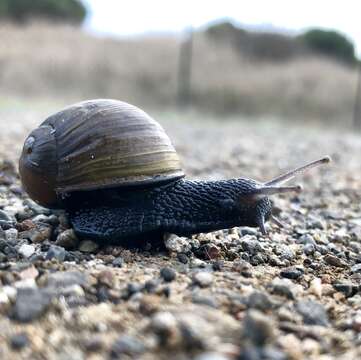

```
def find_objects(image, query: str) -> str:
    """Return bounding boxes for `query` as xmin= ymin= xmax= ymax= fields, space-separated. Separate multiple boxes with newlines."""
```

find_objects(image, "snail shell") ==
xmin=19 ymin=99 xmax=184 ymax=208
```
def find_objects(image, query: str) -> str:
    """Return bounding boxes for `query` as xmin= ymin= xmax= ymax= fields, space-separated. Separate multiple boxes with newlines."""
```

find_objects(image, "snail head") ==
xmin=237 ymin=156 xmax=331 ymax=235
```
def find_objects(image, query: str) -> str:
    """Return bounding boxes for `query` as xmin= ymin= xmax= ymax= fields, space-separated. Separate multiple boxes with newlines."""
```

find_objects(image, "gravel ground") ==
xmin=0 ymin=102 xmax=361 ymax=359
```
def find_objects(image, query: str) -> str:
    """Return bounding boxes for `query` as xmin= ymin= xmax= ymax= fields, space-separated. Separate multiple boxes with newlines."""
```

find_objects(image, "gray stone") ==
xmin=55 ymin=229 xmax=79 ymax=249
xmin=297 ymin=234 xmax=316 ymax=246
xmin=296 ymin=300 xmax=329 ymax=326
xmin=241 ymin=238 xmax=261 ymax=255
xmin=112 ymin=257 xmax=124 ymax=267
xmin=78 ymin=240 xmax=99 ymax=253
xmin=0 ymin=210 xmax=15 ymax=228
xmin=247 ymin=291 xmax=274 ymax=311
xmin=333 ymin=282 xmax=358 ymax=297
xmin=280 ymin=267 xmax=303 ymax=280
xmin=47 ymin=271 xmax=88 ymax=288
xmin=11 ymin=288 xmax=52 ymax=322
xmin=160 ymin=267 xmax=177 ymax=282
xmin=10 ymin=332 xmax=29 ymax=350
xmin=239 ymin=345 xmax=287 ymax=360
xmin=269 ymin=278 xmax=299 ymax=299
xmin=46 ymin=245 xmax=66 ymax=262
xmin=194 ymin=353 xmax=228 ymax=360
xmin=192 ymin=294 xmax=219 ymax=308
xmin=243 ymin=309 xmax=275 ymax=346
xmin=110 ymin=335 xmax=145 ymax=356
xmin=351 ymin=263 xmax=361 ymax=273
xmin=303 ymin=243 xmax=315 ymax=255
xmin=23 ymin=199 xmax=51 ymax=215
xmin=275 ymin=244 xmax=295 ymax=261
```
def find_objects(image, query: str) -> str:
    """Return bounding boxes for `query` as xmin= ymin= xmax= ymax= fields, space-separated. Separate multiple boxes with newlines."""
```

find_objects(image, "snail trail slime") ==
xmin=19 ymin=99 xmax=331 ymax=243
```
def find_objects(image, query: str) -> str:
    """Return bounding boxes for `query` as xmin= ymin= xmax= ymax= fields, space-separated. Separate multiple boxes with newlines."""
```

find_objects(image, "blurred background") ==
xmin=0 ymin=0 xmax=360 ymax=126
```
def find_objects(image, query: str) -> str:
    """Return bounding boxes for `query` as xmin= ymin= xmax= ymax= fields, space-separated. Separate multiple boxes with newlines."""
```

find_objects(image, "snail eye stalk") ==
xmin=265 ymin=156 xmax=331 ymax=187
xmin=254 ymin=156 xmax=331 ymax=235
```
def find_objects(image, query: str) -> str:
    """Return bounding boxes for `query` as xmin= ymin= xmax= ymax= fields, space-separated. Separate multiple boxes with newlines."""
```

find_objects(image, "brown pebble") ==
xmin=97 ymin=270 xmax=115 ymax=288
xmin=17 ymin=219 xmax=36 ymax=231
xmin=31 ymin=224 xmax=52 ymax=243
xmin=324 ymin=255 xmax=347 ymax=268
xmin=139 ymin=295 xmax=161 ymax=315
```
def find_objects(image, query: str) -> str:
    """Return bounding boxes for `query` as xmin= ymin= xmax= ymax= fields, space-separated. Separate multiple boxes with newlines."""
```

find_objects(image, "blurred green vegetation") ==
xmin=0 ymin=0 xmax=86 ymax=24
xmin=298 ymin=29 xmax=356 ymax=64
xmin=205 ymin=21 xmax=301 ymax=61
xmin=206 ymin=21 xmax=357 ymax=64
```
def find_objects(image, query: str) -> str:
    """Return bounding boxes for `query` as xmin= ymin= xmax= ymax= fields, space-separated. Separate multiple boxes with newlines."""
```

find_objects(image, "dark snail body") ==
xmin=67 ymin=178 xmax=272 ymax=242
xmin=19 ymin=99 xmax=331 ymax=243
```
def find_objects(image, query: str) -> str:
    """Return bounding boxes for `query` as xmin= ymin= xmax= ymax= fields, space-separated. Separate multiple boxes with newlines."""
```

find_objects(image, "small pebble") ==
xmin=177 ymin=253 xmax=189 ymax=264
xmin=82 ymin=336 xmax=104 ymax=352
xmin=11 ymin=288 xmax=52 ymax=322
xmin=46 ymin=245 xmax=66 ymax=262
xmin=351 ymin=263 xmax=361 ymax=273
xmin=110 ymin=335 xmax=145 ymax=357
xmin=247 ymin=291 xmax=274 ymax=311
xmin=303 ymin=243 xmax=315 ymax=255
xmin=194 ymin=353 xmax=229 ymax=360
xmin=269 ymin=278 xmax=298 ymax=300
xmin=280 ymin=267 xmax=303 ymax=280
xmin=333 ymin=282 xmax=357 ymax=297
xmin=18 ymin=244 xmax=35 ymax=258
xmin=243 ymin=309 xmax=275 ymax=346
xmin=5 ymin=228 xmax=18 ymax=242
xmin=30 ymin=223 xmax=52 ymax=243
xmin=296 ymin=300 xmax=329 ymax=326
xmin=160 ymin=267 xmax=176 ymax=282
xmin=164 ymin=233 xmax=191 ymax=253
xmin=112 ymin=257 xmax=124 ymax=267
xmin=193 ymin=271 xmax=213 ymax=287
xmin=309 ymin=278 xmax=322 ymax=299
xmin=324 ymin=254 xmax=347 ymax=268
xmin=55 ymin=229 xmax=78 ymax=249
xmin=10 ymin=332 xmax=29 ymax=350
xmin=297 ymin=234 xmax=316 ymax=246
xmin=79 ymin=240 xmax=99 ymax=253
xmin=97 ymin=270 xmax=115 ymax=288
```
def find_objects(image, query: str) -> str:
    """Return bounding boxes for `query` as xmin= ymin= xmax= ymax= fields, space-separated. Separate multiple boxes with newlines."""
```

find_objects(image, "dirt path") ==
xmin=0 ymin=101 xmax=361 ymax=359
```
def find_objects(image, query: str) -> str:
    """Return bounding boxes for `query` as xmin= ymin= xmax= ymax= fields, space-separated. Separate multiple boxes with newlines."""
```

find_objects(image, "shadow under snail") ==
xmin=19 ymin=99 xmax=331 ymax=243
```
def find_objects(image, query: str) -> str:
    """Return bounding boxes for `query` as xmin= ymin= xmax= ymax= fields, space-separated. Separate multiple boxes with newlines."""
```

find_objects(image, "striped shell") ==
xmin=46 ymin=99 xmax=184 ymax=192
xmin=19 ymin=99 xmax=184 ymax=207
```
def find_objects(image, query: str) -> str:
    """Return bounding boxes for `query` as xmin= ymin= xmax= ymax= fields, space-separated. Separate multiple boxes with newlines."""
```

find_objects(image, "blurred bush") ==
xmin=206 ymin=21 xmax=304 ymax=61
xmin=0 ymin=0 xmax=86 ymax=24
xmin=298 ymin=29 xmax=356 ymax=63
xmin=206 ymin=21 xmax=358 ymax=65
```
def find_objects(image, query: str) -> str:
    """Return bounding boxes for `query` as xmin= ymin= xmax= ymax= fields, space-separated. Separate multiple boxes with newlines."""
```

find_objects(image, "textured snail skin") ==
xmin=67 ymin=178 xmax=272 ymax=243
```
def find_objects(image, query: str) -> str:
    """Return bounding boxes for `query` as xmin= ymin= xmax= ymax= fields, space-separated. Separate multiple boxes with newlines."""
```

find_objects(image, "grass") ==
xmin=0 ymin=21 xmax=358 ymax=124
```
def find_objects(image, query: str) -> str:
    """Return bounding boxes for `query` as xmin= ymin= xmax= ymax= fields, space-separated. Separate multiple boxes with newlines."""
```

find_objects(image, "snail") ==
xmin=19 ymin=99 xmax=331 ymax=243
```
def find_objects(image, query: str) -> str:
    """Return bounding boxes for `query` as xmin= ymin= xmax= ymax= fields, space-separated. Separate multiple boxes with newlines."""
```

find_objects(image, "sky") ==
xmin=83 ymin=0 xmax=361 ymax=56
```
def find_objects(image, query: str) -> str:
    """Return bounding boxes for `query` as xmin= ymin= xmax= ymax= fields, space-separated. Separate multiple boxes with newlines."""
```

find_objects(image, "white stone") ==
xmin=151 ymin=311 xmax=178 ymax=332
xmin=14 ymin=278 xmax=37 ymax=289
xmin=164 ymin=233 xmax=192 ymax=253
xmin=5 ymin=228 xmax=18 ymax=241
xmin=18 ymin=244 xmax=35 ymax=258
xmin=193 ymin=272 xmax=214 ymax=287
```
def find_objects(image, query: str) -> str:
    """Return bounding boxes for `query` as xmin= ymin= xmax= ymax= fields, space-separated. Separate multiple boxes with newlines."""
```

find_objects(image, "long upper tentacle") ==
xmin=265 ymin=156 xmax=331 ymax=186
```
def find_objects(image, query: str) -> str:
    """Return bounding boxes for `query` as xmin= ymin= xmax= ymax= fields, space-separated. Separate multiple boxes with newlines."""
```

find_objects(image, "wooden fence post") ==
xmin=177 ymin=27 xmax=193 ymax=108
xmin=353 ymin=61 xmax=361 ymax=129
